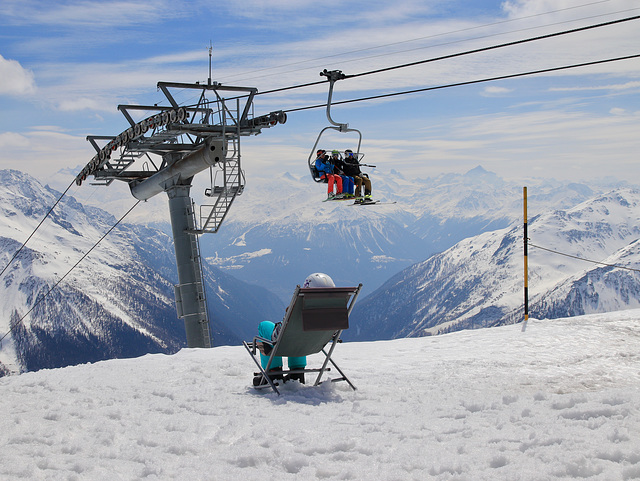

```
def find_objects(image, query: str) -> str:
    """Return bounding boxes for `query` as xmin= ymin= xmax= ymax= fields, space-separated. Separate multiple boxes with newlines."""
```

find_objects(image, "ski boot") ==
xmin=253 ymin=367 xmax=284 ymax=387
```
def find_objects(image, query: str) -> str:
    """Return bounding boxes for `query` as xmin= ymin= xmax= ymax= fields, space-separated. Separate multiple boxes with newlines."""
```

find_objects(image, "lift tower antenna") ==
xmin=76 ymin=80 xmax=286 ymax=348
xmin=208 ymin=41 xmax=213 ymax=86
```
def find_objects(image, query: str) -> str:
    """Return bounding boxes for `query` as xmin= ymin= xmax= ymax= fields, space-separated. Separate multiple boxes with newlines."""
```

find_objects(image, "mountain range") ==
xmin=5 ymin=165 xmax=639 ymax=375
xmin=197 ymin=166 xmax=625 ymax=301
xmin=49 ymin=165 xmax=623 ymax=302
xmin=0 ymin=169 xmax=283 ymax=376
xmin=345 ymin=188 xmax=640 ymax=340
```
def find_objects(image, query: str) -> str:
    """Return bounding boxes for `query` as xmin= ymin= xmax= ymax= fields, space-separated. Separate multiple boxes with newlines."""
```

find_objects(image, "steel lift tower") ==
xmin=75 ymin=80 xmax=286 ymax=348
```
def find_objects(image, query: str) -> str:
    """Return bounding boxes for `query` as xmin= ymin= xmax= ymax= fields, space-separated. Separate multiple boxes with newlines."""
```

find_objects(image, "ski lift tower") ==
xmin=75 ymin=80 xmax=286 ymax=348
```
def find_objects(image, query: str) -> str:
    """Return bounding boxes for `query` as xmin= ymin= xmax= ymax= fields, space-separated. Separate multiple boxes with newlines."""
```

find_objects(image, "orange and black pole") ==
xmin=523 ymin=186 xmax=529 ymax=322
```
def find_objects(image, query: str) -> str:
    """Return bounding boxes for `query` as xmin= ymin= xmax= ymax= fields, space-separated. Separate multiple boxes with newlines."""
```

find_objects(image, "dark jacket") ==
xmin=342 ymin=157 xmax=361 ymax=177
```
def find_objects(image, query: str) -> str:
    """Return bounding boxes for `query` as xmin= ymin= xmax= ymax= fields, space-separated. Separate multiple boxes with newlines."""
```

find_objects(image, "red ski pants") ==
xmin=324 ymin=173 xmax=342 ymax=195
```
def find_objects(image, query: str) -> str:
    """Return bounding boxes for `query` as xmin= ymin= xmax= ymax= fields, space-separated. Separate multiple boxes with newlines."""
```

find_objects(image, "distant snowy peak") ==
xmin=530 ymin=188 xmax=640 ymax=261
xmin=463 ymin=165 xmax=493 ymax=177
xmin=39 ymin=166 xmax=633 ymax=311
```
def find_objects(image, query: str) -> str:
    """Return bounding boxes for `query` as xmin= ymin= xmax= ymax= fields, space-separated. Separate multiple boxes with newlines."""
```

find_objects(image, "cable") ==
xmin=0 ymin=200 xmax=141 ymax=345
xmin=248 ymin=13 xmax=640 ymax=101
xmin=0 ymin=179 xmax=75 ymax=279
xmin=529 ymin=242 xmax=640 ymax=273
xmin=190 ymin=15 xmax=640 ymax=112
xmin=221 ymin=1 xmax=619 ymax=83
xmin=282 ymin=53 xmax=640 ymax=113
xmin=345 ymin=14 xmax=640 ymax=80
xmin=327 ymin=8 xmax=640 ymax=80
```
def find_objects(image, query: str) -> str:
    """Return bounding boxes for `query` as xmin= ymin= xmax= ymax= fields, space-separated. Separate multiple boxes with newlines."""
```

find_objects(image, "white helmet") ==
xmin=303 ymin=273 xmax=335 ymax=288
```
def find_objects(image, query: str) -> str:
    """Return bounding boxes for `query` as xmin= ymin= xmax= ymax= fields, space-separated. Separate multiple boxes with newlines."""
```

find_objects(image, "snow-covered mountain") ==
xmin=0 ymin=170 xmax=283 ymax=376
xmin=49 ymin=166 xmax=623 ymax=302
xmin=347 ymin=188 xmax=640 ymax=340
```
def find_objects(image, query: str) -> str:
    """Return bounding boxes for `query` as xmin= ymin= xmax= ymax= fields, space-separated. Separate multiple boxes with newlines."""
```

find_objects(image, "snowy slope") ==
xmin=1 ymin=310 xmax=639 ymax=480
xmin=348 ymin=188 xmax=640 ymax=340
xmin=0 ymin=170 xmax=284 ymax=375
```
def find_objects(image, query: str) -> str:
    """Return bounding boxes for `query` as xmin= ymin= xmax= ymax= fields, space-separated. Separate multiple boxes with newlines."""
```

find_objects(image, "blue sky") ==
xmin=1 ymin=0 xmax=639 ymax=185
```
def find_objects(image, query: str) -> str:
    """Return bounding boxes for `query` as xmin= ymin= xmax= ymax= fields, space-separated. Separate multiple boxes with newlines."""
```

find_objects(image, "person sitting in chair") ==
xmin=315 ymin=150 xmax=343 ymax=200
xmin=331 ymin=150 xmax=354 ymax=198
xmin=253 ymin=272 xmax=336 ymax=386
xmin=342 ymin=149 xmax=372 ymax=202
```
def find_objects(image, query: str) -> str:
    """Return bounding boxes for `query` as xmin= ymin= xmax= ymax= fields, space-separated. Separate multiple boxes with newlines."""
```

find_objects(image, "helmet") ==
xmin=303 ymin=273 xmax=335 ymax=288
xmin=332 ymin=150 xmax=340 ymax=156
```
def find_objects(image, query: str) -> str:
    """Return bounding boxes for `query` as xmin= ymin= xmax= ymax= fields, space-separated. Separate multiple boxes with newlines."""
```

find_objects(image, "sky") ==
xmin=1 ymin=0 xmax=640 ymax=189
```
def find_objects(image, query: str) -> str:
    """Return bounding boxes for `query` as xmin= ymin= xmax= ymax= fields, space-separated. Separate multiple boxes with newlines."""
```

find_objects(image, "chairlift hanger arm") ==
xmin=320 ymin=69 xmax=349 ymax=130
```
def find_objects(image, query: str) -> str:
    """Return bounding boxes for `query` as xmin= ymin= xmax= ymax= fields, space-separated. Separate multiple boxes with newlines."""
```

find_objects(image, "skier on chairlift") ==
xmin=315 ymin=149 xmax=343 ymax=200
xmin=342 ymin=149 xmax=373 ymax=203
xmin=331 ymin=150 xmax=355 ymax=199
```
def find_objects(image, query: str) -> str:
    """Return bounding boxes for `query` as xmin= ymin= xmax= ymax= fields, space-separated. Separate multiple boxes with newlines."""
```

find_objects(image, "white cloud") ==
xmin=0 ymin=129 xmax=90 ymax=177
xmin=0 ymin=54 xmax=36 ymax=96
xmin=500 ymin=0 xmax=631 ymax=20
xmin=56 ymin=97 xmax=112 ymax=112
xmin=482 ymin=86 xmax=514 ymax=96
xmin=0 ymin=0 xmax=175 ymax=27
xmin=550 ymin=81 xmax=640 ymax=92
xmin=0 ymin=132 xmax=30 ymax=149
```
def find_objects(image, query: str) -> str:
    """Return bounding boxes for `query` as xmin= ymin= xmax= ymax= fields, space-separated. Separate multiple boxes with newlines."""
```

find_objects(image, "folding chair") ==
xmin=243 ymin=284 xmax=362 ymax=395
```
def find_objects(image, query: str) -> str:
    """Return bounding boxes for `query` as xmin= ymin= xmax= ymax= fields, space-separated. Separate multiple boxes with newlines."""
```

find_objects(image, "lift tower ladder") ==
xmin=75 ymin=80 xmax=286 ymax=348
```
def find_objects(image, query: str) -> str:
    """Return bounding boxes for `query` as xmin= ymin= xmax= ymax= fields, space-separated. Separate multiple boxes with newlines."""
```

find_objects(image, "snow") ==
xmin=2 ymin=310 xmax=639 ymax=480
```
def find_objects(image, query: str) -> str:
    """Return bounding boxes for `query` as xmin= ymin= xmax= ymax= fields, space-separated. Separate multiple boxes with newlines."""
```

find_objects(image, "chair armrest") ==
xmin=252 ymin=336 xmax=274 ymax=355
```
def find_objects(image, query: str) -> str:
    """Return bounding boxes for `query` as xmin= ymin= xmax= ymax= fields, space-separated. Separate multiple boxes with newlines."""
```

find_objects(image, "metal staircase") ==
xmin=198 ymin=137 xmax=244 ymax=234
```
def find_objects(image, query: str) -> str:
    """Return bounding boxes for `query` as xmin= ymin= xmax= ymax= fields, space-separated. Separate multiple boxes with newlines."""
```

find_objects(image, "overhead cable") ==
xmin=255 ymin=14 xmax=640 ymax=98
xmin=232 ymin=8 xmax=638 ymax=80
xmin=0 ymin=179 xmax=75 ymax=279
xmin=220 ymin=1 xmax=622 ymax=83
xmin=345 ymin=14 xmax=640 ymax=80
xmin=529 ymin=242 xmax=640 ymax=273
xmin=283 ymin=53 xmax=640 ymax=113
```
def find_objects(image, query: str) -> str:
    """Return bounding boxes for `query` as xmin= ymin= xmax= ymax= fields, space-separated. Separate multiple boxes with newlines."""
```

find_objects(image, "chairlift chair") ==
xmin=308 ymin=70 xmax=364 ymax=183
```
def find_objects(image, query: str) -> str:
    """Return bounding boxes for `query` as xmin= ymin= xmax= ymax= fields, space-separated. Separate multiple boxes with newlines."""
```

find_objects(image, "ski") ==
xmin=351 ymin=200 xmax=396 ymax=206
xmin=322 ymin=195 xmax=354 ymax=202
xmin=321 ymin=196 xmax=396 ymax=205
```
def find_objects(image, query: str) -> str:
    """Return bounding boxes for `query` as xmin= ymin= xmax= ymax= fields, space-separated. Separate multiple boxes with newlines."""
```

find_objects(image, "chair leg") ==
xmin=312 ymin=334 xmax=355 ymax=391
xmin=314 ymin=340 xmax=337 ymax=386
xmin=243 ymin=341 xmax=280 ymax=395
xmin=325 ymin=352 xmax=357 ymax=391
